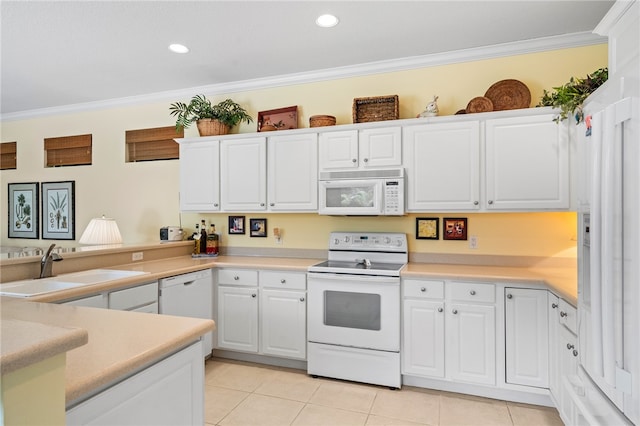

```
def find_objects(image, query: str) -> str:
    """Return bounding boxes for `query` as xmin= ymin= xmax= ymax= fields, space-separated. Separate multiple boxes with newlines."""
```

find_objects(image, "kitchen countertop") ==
xmin=0 ymin=297 xmax=214 ymax=406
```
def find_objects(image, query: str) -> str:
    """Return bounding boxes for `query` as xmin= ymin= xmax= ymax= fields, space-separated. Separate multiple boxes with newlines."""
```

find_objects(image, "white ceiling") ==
xmin=0 ymin=1 xmax=614 ymax=117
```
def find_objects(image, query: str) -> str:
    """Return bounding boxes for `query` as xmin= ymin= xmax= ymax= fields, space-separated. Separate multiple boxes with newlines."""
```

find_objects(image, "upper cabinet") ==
xmin=220 ymin=137 xmax=267 ymax=211
xmin=485 ymin=114 xmax=569 ymax=210
xmin=267 ymin=133 xmax=318 ymax=211
xmin=178 ymin=139 xmax=220 ymax=212
xmin=403 ymin=110 xmax=569 ymax=212
xmin=319 ymin=127 xmax=401 ymax=170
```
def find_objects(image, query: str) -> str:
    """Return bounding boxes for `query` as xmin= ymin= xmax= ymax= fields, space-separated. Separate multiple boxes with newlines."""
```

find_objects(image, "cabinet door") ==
xmin=485 ymin=114 xmax=569 ymax=210
xmin=319 ymin=130 xmax=358 ymax=170
xmin=557 ymin=325 xmax=579 ymax=422
xmin=217 ymin=286 xmax=258 ymax=352
xmin=403 ymin=122 xmax=481 ymax=211
xmin=62 ymin=293 xmax=108 ymax=308
xmin=260 ymin=289 xmax=306 ymax=359
xmin=267 ymin=133 xmax=318 ymax=211
xmin=504 ymin=288 xmax=549 ymax=388
xmin=220 ymin=137 xmax=267 ymax=211
xmin=359 ymin=127 xmax=402 ymax=167
xmin=179 ymin=140 xmax=220 ymax=211
xmin=402 ymin=298 xmax=445 ymax=378
xmin=447 ymin=303 xmax=496 ymax=385
xmin=548 ymin=293 xmax=561 ymax=399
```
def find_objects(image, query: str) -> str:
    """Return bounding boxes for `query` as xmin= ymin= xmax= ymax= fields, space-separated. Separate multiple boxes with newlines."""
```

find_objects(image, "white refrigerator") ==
xmin=576 ymin=3 xmax=639 ymax=422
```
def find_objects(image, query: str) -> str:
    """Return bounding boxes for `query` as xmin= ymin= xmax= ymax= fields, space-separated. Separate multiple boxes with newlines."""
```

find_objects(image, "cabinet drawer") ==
xmin=217 ymin=269 xmax=258 ymax=286
xmin=260 ymin=271 xmax=306 ymax=290
xmin=449 ymin=281 xmax=495 ymax=303
xmin=558 ymin=298 xmax=577 ymax=334
xmin=109 ymin=282 xmax=158 ymax=311
xmin=403 ymin=279 xmax=444 ymax=299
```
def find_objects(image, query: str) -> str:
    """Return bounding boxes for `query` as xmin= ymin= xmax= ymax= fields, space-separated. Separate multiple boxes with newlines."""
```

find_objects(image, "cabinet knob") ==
xmin=280 ymin=279 xmax=286 ymax=284
xmin=573 ymin=350 xmax=579 ymax=357
xmin=233 ymin=276 xmax=239 ymax=280
xmin=560 ymin=311 xmax=567 ymax=317
xmin=506 ymin=293 xmax=513 ymax=299
xmin=363 ymin=158 xmax=369 ymax=163
xmin=452 ymin=309 xmax=458 ymax=315
xmin=488 ymin=200 xmax=494 ymax=205
xmin=552 ymin=303 xmax=558 ymax=309
xmin=438 ymin=307 xmax=443 ymax=313
xmin=470 ymin=290 xmax=476 ymax=296
xmin=214 ymin=203 xmax=219 ymax=207
xmin=300 ymin=297 xmax=305 ymax=302
xmin=352 ymin=158 xmax=357 ymax=163
xmin=420 ymin=287 xmax=426 ymax=292
xmin=567 ymin=343 xmax=575 ymax=350
xmin=251 ymin=293 xmax=257 ymax=298
xmin=260 ymin=203 xmax=265 ymax=207
xmin=474 ymin=201 xmax=479 ymax=205
xmin=270 ymin=203 xmax=275 ymax=207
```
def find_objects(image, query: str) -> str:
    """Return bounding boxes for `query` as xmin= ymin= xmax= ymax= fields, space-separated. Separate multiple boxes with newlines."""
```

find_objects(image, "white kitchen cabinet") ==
xmin=109 ymin=282 xmax=159 ymax=313
xmin=66 ymin=341 xmax=204 ymax=425
xmin=485 ymin=114 xmax=569 ymax=210
xmin=178 ymin=139 xmax=220 ymax=212
xmin=504 ymin=288 xmax=549 ymax=388
xmin=61 ymin=293 xmax=108 ymax=308
xmin=402 ymin=279 xmax=445 ymax=378
xmin=260 ymin=289 xmax=306 ymax=359
xmin=548 ymin=293 xmax=561 ymax=400
xmin=319 ymin=127 xmax=401 ymax=170
xmin=220 ymin=137 xmax=267 ymax=211
xmin=217 ymin=269 xmax=259 ymax=353
xmin=267 ymin=133 xmax=318 ymax=211
xmin=446 ymin=281 xmax=496 ymax=385
xmin=403 ymin=121 xmax=481 ymax=211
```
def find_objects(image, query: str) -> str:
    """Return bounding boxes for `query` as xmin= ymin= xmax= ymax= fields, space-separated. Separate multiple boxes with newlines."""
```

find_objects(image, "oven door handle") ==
xmin=307 ymin=272 xmax=399 ymax=285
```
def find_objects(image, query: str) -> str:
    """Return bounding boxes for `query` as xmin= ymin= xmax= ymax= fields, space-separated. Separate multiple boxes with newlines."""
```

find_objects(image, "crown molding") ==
xmin=1 ymin=32 xmax=607 ymax=122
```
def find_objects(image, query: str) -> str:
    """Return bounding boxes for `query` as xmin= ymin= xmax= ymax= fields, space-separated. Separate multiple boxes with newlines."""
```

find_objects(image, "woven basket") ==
xmin=352 ymin=95 xmax=399 ymax=123
xmin=466 ymin=96 xmax=494 ymax=114
xmin=309 ymin=115 xmax=336 ymax=127
xmin=484 ymin=79 xmax=531 ymax=111
xmin=196 ymin=119 xmax=230 ymax=136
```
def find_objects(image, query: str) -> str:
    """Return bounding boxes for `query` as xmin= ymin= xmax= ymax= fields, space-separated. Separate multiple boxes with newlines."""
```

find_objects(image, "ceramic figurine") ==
xmin=418 ymin=96 xmax=439 ymax=117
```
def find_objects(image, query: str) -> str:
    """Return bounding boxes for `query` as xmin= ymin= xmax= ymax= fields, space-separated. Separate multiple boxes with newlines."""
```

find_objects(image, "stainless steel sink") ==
xmin=0 ymin=269 xmax=150 ymax=297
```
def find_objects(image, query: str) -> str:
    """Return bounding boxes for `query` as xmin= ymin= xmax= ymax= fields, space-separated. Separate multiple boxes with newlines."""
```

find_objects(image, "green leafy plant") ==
xmin=169 ymin=95 xmax=253 ymax=131
xmin=537 ymin=68 xmax=608 ymax=123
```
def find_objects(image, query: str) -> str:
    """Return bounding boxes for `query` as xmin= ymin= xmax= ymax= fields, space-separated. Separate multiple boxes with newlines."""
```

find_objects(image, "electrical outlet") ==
xmin=132 ymin=252 xmax=144 ymax=261
xmin=469 ymin=236 xmax=478 ymax=249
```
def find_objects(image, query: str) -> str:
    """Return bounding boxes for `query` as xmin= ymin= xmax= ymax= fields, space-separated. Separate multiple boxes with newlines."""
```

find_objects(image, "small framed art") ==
xmin=416 ymin=217 xmax=439 ymax=240
xmin=249 ymin=218 xmax=267 ymax=237
xmin=443 ymin=217 xmax=467 ymax=241
xmin=8 ymin=182 xmax=39 ymax=239
xmin=257 ymin=106 xmax=298 ymax=132
xmin=42 ymin=181 xmax=75 ymax=240
xmin=229 ymin=215 xmax=246 ymax=235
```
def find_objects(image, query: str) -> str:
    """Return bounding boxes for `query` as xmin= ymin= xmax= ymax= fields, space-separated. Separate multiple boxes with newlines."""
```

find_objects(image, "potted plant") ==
xmin=169 ymin=95 xmax=253 ymax=136
xmin=537 ymin=67 xmax=608 ymax=123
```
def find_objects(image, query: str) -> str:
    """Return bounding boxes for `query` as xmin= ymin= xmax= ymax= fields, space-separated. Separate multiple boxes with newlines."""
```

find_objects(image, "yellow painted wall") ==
xmin=0 ymin=44 xmax=605 ymax=258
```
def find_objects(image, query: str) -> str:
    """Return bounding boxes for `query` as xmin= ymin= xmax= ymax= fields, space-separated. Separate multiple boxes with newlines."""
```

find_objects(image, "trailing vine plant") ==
xmin=537 ymin=67 xmax=608 ymax=123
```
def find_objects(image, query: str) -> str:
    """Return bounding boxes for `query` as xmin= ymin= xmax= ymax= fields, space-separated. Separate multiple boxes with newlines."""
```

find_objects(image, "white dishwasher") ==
xmin=159 ymin=269 xmax=214 ymax=358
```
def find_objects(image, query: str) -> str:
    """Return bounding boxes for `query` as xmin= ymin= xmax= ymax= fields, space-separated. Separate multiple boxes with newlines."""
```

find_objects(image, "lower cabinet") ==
xmin=60 ymin=281 xmax=158 ymax=312
xmin=216 ymin=268 xmax=307 ymax=360
xmin=62 ymin=293 xmax=108 ymax=308
xmin=66 ymin=341 xmax=204 ymax=425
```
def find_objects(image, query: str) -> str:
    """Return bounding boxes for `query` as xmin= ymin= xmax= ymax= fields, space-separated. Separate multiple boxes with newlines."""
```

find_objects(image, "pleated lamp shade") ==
xmin=79 ymin=215 xmax=123 ymax=244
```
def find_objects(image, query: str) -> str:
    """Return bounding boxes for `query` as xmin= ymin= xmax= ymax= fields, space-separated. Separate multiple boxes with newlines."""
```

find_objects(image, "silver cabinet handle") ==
xmin=233 ymin=276 xmax=239 ymax=280
xmin=488 ymin=200 xmax=494 ymax=205
xmin=363 ymin=158 xmax=369 ymax=163
xmin=214 ymin=203 xmax=219 ymax=207
xmin=452 ymin=309 xmax=458 ymax=315
xmin=573 ymin=350 xmax=579 ymax=357
xmin=251 ymin=293 xmax=257 ymax=298
xmin=260 ymin=203 xmax=265 ymax=207
xmin=300 ymin=297 xmax=305 ymax=302
xmin=280 ymin=279 xmax=286 ymax=284
xmin=470 ymin=290 xmax=476 ymax=296
xmin=560 ymin=311 xmax=567 ymax=317
xmin=270 ymin=203 xmax=275 ymax=207
xmin=552 ymin=303 xmax=558 ymax=309
xmin=437 ymin=307 xmax=443 ymax=313
xmin=420 ymin=287 xmax=426 ymax=292
xmin=352 ymin=158 xmax=357 ymax=163
xmin=567 ymin=343 xmax=575 ymax=350
xmin=506 ymin=294 xmax=513 ymax=299
xmin=473 ymin=201 xmax=479 ymax=205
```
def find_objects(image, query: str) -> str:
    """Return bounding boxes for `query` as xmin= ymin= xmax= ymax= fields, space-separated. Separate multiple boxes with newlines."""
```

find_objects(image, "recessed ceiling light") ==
xmin=316 ymin=14 xmax=339 ymax=28
xmin=169 ymin=44 xmax=189 ymax=54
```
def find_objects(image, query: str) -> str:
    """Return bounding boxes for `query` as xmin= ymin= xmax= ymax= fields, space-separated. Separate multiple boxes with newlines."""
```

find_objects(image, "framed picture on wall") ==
xmin=249 ymin=218 xmax=267 ymax=237
xmin=228 ymin=216 xmax=246 ymax=235
xmin=257 ymin=106 xmax=298 ymax=132
xmin=416 ymin=217 xmax=439 ymax=240
xmin=42 ymin=181 xmax=75 ymax=240
xmin=8 ymin=182 xmax=39 ymax=239
xmin=443 ymin=217 xmax=467 ymax=241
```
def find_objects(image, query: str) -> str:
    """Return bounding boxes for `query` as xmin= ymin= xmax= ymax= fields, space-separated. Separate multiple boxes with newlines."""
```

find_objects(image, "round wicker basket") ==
xmin=309 ymin=115 xmax=336 ymax=127
xmin=196 ymin=119 xmax=230 ymax=136
xmin=466 ymin=97 xmax=494 ymax=114
xmin=484 ymin=79 xmax=531 ymax=111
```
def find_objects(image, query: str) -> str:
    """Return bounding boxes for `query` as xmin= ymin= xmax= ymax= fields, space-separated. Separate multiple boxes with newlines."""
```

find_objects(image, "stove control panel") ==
xmin=329 ymin=232 xmax=407 ymax=252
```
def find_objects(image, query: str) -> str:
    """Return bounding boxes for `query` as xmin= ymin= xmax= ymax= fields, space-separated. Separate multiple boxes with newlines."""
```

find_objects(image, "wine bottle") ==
xmin=207 ymin=224 xmax=219 ymax=255
xmin=193 ymin=223 xmax=200 ymax=255
xmin=200 ymin=220 xmax=207 ymax=254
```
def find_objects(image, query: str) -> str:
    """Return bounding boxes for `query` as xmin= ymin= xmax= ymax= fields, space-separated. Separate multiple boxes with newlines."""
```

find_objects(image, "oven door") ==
xmin=307 ymin=272 xmax=400 ymax=352
xmin=318 ymin=179 xmax=383 ymax=215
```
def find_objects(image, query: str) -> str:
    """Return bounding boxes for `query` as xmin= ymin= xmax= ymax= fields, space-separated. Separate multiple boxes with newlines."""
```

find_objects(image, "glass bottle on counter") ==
xmin=200 ymin=220 xmax=207 ymax=254
xmin=193 ymin=223 xmax=201 ymax=255
xmin=207 ymin=224 xmax=219 ymax=255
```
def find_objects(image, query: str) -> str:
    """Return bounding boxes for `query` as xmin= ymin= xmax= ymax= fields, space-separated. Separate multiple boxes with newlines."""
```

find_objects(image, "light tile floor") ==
xmin=205 ymin=358 xmax=564 ymax=426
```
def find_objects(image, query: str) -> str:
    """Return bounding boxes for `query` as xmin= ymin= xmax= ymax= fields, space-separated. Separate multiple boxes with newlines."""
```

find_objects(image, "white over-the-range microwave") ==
xmin=318 ymin=168 xmax=405 ymax=216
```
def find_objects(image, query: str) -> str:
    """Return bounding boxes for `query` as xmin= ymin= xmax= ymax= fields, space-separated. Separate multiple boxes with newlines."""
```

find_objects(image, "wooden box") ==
xmin=352 ymin=95 xmax=399 ymax=123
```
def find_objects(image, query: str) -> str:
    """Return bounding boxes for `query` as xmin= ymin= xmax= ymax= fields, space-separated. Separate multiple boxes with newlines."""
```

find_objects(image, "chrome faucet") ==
xmin=40 ymin=244 xmax=63 ymax=278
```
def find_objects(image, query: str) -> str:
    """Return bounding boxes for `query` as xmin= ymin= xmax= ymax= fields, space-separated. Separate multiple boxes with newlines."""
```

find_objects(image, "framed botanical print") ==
xmin=42 ymin=181 xmax=75 ymax=240
xmin=8 ymin=182 xmax=39 ymax=239
xmin=416 ymin=217 xmax=439 ymax=240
